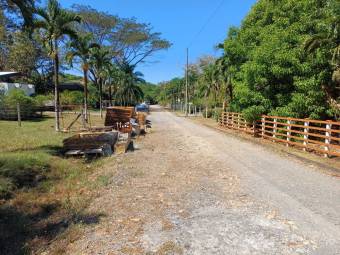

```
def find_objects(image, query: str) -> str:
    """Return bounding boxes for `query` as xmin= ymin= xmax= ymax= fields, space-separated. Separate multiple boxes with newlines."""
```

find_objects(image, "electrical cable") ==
xmin=187 ymin=0 xmax=226 ymax=48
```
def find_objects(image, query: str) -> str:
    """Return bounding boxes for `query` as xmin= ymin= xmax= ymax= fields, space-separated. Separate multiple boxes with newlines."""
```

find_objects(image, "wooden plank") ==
xmin=63 ymin=131 xmax=118 ymax=151
xmin=262 ymin=134 xmax=340 ymax=155
xmin=105 ymin=107 xmax=135 ymax=133
xmin=262 ymin=125 xmax=340 ymax=141
xmin=264 ymin=120 xmax=340 ymax=133
xmin=263 ymin=115 xmax=340 ymax=125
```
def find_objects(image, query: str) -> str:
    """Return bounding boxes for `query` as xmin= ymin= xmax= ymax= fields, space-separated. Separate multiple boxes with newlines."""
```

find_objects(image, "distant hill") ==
xmin=60 ymin=73 xmax=83 ymax=84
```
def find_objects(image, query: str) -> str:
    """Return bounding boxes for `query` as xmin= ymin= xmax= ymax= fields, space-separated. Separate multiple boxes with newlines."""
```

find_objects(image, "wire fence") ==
xmin=0 ymin=104 xmax=49 ymax=121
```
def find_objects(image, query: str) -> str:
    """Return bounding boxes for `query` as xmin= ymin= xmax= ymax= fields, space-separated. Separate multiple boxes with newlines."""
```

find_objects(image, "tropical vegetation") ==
xmin=0 ymin=0 xmax=171 ymax=130
xmin=159 ymin=0 xmax=339 ymax=121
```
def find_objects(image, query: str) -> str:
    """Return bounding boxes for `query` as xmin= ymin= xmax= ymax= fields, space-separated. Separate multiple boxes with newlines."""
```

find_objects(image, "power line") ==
xmin=187 ymin=0 xmax=226 ymax=48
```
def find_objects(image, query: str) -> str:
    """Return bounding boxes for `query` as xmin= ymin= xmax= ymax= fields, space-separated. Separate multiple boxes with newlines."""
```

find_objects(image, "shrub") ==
xmin=213 ymin=108 xmax=223 ymax=122
xmin=242 ymin=105 xmax=265 ymax=123
xmin=60 ymin=90 xmax=83 ymax=106
xmin=0 ymin=152 xmax=50 ymax=198
xmin=33 ymin=94 xmax=53 ymax=107
xmin=0 ymin=177 xmax=15 ymax=198
xmin=2 ymin=89 xmax=35 ymax=106
xmin=203 ymin=108 xmax=213 ymax=118
xmin=0 ymin=89 xmax=37 ymax=119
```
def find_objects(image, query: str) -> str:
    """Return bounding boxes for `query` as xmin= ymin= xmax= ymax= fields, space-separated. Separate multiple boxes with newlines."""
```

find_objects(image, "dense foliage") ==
xmin=0 ymin=0 xmax=171 ymax=130
xmin=159 ymin=0 xmax=339 ymax=120
xmin=140 ymin=83 xmax=161 ymax=104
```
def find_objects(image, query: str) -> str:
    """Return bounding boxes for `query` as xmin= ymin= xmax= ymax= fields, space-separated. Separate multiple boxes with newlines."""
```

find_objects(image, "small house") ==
xmin=0 ymin=72 xmax=35 ymax=96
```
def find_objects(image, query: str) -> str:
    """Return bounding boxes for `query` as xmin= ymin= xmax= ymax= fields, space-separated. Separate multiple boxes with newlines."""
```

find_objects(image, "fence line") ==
xmin=219 ymin=112 xmax=340 ymax=157
xmin=0 ymin=104 xmax=46 ymax=121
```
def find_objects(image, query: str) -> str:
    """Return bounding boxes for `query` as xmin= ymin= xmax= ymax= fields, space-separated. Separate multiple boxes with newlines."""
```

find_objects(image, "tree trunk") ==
xmin=83 ymin=68 xmax=88 ymax=123
xmin=109 ymin=85 xmax=112 ymax=106
xmin=99 ymin=78 xmax=103 ymax=119
xmin=54 ymin=40 xmax=60 ymax=132
xmin=113 ymin=85 xmax=117 ymax=106
xmin=205 ymin=94 xmax=208 ymax=118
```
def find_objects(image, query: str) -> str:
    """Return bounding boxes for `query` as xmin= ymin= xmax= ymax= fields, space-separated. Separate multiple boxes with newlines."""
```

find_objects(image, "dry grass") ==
xmin=0 ymin=112 xmax=110 ymax=254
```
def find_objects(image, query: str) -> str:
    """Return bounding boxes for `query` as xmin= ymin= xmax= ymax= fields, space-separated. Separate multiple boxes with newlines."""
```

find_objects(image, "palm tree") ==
xmin=103 ymin=64 xmax=121 ymax=106
xmin=66 ymin=34 xmax=99 ymax=122
xmin=216 ymin=57 xmax=233 ymax=104
xmin=34 ymin=0 xmax=81 ymax=131
xmin=200 ymin=64 xmax=217 ymax=118
xmin=115 ymin=62 xmax=144 ymax=106
xmin=89 ymin=46 xmax=112 ymax=118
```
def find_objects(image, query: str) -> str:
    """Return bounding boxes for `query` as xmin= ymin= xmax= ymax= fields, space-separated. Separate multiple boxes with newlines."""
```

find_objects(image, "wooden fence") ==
xmin=219 ymin=112 xmax=340 ymax=157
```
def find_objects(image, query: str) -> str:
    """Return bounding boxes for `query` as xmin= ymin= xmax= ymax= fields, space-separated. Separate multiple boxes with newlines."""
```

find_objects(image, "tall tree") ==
xmin=71 ymin=4 xmax=118 ymax=89
xmin=1 ymin=0 xmax=35 ymax=29
xmin=89 ymin=46 xmax=112 ymax=117
xmin=34 ymin=0 xmax=81 ymax=131
xmin=304 ymin=0 xmax=340 ymax=117
xmin=66 ymin=34 xmax=99 ymax=122
xmin=71 ymin=4 xmax=118 ymax=45
xmin=103 ymin=64 xmax=122 ymax=106
xmin=6 ymin=31 xmax=38 ymax=79
xmin=115 ymin=62 xmax=145 ymax=106
xmin=199 ymin=63 xmax=219 ymax=117
xmin=111 ymin=18 xmax=171 ymax=66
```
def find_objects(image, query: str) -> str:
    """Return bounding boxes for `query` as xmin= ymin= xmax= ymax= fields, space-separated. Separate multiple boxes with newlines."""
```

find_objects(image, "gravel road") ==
xmin=64 ymin=106 xmax=340 ymax=255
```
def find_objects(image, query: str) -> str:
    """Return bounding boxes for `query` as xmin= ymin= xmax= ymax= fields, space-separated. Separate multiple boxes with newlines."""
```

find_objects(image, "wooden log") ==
xmin=63 ymin=131 xmax=118 ymax=151
xmin=114 ymin=132 xmax=132 ymax=155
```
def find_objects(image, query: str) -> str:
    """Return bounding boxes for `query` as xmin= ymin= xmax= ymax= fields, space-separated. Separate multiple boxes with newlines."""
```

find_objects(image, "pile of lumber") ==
xmin=63 ymin=106 xmax=150 ymax=157
xmin=105 ymin=107 xmax=135 ymax=133
xmin=63 ymin=131 xmax=118 ymax=156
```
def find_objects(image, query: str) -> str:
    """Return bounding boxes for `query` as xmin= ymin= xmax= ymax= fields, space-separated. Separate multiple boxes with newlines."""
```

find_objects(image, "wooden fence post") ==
xmin=303 ymin=121 xmax=309 ymax=151
xmin=286 ymin=119 xmax=291 ymax=146
xmin=237 ymin=113 xmax=240 ymax=129
xmin=17 ymin=103 xmax=21 ymax=127
xmin=232 ymin=113 xmax=235 ymax=129
xmin=261 ymin=116 xmax=265 ymax=138
xmin=324 ymin=121 xmax=332 ymax=157
xmin=273 ymin=118 xmax=277 ymax=142
xmin=81 ymin=108 xmax=86 ymax=128
xmin=223 ymin=112 xmax=226 ymax=126
xmin=220 ymin=111 xmax=224 ymax=126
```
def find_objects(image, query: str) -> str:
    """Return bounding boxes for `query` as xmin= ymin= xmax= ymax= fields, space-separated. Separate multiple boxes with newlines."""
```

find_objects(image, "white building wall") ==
xmin=0 ymin=83 xmax=35 ymax=96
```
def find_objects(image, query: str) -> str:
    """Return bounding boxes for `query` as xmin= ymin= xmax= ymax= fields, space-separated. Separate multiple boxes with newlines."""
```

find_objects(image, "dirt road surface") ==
xmin=63 ymin=106 xmax=340 ymax=255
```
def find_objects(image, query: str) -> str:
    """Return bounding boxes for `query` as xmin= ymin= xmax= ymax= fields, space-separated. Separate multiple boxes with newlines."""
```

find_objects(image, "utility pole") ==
xmin=185 ymin=48 xmax=189 ymax=117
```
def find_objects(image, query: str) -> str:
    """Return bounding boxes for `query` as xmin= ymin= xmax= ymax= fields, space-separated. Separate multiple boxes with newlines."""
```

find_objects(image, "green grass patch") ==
xmin=0 ymin=114 xmax=110 ymax=254
xmin=0 ymin=117 xmax=67 ymax=198
xmin=0 ymin=152 xmax=50 ymax=198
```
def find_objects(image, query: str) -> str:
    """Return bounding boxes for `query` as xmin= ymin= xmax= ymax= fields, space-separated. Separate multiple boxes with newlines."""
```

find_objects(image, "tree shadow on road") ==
xmin=0 ymin=202 xmax=105 ymax=255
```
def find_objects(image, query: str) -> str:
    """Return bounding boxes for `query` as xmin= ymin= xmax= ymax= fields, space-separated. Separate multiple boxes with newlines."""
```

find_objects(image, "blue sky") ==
xmin=59 ymin=0 xmax=256 ymax=84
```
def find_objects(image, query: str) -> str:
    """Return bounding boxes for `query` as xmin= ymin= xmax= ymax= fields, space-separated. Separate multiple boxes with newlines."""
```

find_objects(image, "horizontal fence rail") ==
xmin=219 ymin=112 xmax=340 ymax=157
xmin=0 ymin=105 xmax=45 ymax=120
